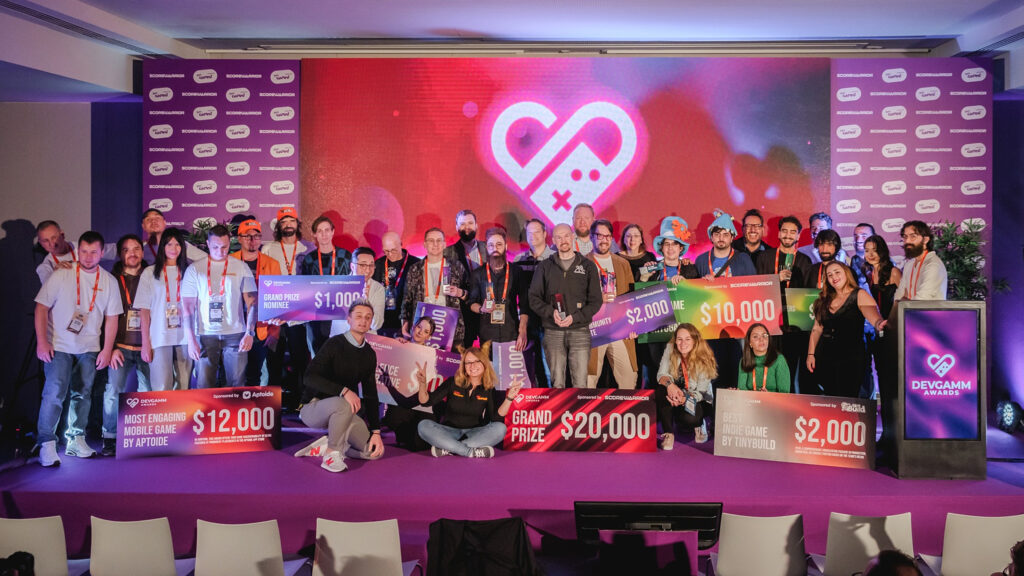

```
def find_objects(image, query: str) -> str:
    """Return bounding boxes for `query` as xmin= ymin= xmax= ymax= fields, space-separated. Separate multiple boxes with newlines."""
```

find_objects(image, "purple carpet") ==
xmin=3 ymin=426 xmax=1024 ymax=562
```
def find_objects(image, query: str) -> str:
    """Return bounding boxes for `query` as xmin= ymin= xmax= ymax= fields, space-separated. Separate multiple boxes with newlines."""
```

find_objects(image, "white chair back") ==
xmin=89 ymin=516 xmax=176 ymax=576
xmin=195 ymin=519 xmax=285 ymax=576
xmin=716 ymin=513 xmax=806 ymax=576
xmin=313 ymin=518 xmax=404 ymax=576
xmin=0 ymin=515 xmax=68 ymax=576
xmin=822 ymin=512 xmax=914 ymax=576
xmin=941 ymin=512 xmax=1024 ymax=576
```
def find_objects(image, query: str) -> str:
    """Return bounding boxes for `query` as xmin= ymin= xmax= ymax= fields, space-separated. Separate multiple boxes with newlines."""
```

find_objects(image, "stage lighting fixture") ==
xmin=996 ymin=401 xmax=1023 ymax=433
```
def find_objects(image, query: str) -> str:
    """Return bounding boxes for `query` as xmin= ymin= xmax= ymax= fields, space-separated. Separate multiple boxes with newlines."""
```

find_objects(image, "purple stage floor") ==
xmin=3 ymin=425 xmax=1024 ymax=563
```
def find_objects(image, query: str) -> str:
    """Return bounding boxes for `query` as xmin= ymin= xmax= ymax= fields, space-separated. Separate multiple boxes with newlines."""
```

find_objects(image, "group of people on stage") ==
xmin=29 ymin=201 xmax=947 ymax=471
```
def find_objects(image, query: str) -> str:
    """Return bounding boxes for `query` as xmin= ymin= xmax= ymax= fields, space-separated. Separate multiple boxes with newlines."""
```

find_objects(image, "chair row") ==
xmin=709 ymin=510 xmax=1024 ymax=576
xmin=0 ymin=516 xmax=421 ymax=576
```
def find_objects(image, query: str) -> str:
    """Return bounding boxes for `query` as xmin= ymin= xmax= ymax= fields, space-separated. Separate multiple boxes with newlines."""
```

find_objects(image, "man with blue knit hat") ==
xmin=651 ymin=216 xmax=700 ymax=283
xmin=695 ymin=210 xmax=757 ymax=279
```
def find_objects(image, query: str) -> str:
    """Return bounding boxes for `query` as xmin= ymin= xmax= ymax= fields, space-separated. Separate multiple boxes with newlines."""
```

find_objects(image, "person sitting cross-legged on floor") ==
xmin=416 ymin=343 xmax=521 ymax=458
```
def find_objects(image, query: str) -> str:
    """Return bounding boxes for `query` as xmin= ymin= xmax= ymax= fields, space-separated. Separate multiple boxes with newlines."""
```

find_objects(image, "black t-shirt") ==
xmin=421 ymin=377 xmax=501 ymax=429
xmin=467 ymin=263 xmax=522 ymax=344
xmin=115 ymin=271 xmax=144 ymax=347
xmin=618 ymin=251 xmax=658 ymax=284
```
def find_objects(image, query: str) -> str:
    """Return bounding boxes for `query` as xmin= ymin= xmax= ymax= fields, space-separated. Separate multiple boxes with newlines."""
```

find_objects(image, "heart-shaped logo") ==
xmin=927 ymin=353 xmax=955 ymax=378
xmin=263 ymin=279 xmax=272 ymax=287
xmin=490 ymin=101 xmax=639 ymax=225
xmin=126 ymin=397 xmax=139 ymax=408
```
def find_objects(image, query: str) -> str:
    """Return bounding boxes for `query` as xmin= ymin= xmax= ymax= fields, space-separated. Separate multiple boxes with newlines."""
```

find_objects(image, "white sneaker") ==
xmin=694 ymin=423 xmax=708 ymax=444
xmin=320 ymin=450 xmax=348 ymax=473
xmin=39 ymin=441 xmax=61 ymax=467
xmin=65 ymin=436 xmax=96 ymax=458
xmin=294 ymin=435 xmax=328 ymax=458
xmin=659 ymin=433 xmax=675 ymax=451
xmin=431 ymin=446 xmax=451 ymax=458
xmin=469 ymin=446 xmax=494 ymax=458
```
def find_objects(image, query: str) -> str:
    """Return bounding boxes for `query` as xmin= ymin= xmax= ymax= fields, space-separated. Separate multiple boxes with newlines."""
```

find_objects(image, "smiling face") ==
xmin=120 ymin=239 xmax=143 ymax=270
xmin=463 ymin=351 xmax=485 ymax=381
xmin=826 ymin=262 xmax=849 ymax=290
xmin=553 ymin=224 xmax=575 ymax=255
xmin=592 ymin=223 xmax=613 ymax=256
xmin=573 ymin=205 xmax=594 ymax=238
xmin=863 ymin=239 xmax=881 ymax=267
xmin=674 ymin=328 xmax=694 ymax=356
xmin=526 ymin=221 xmax=547 ymax=251
xmin=424 ymin=230 xmax=446 ymax=259
xmin=412 ymin=318 xmax=434 ymax=344
xmin=164 ymin=238 xmax=182 ymax=263
xmin=661 ymin=239 xmax=682 ymax=262
xmin=778 ymin=222 xmax=799 ymax=250
xmin=623 ymin=226 xmax=643 ymax=253
xmin=348 ymin=304 xmax=374 ymax=335
xmin=817 ymin=241 xmax=837 ymax=262
xmin=742 ymin=215 xmax=763 ymax=247
xmin=853 ymin=225 xmax=873 ymax=255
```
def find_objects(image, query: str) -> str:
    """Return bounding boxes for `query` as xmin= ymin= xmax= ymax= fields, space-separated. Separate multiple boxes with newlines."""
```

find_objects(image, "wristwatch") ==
xmin=245 ymin=329 xmax=256 ymax=337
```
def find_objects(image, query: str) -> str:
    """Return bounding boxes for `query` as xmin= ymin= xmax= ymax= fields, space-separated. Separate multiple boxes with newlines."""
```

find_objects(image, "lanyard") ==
xmin=485 ymin=263 xmax=509 ymax=302
xmin=119 ymin=275 xmax=135 ymax=308
xmin=710 ymin=249 xmax=734 ymax=277
xmin=663 ymin=261 xmax=683 ymax=280
xmin=53 ymin=248 xmax=76 ymax=266
xmin=594 ymin=256 xmax=613 ymax=287
xmin=281 ymin=242 xmax=298 ymax=275
xmin=907 ymin=251 xmax=928 ymax=300
xmin=164 ymin=267 xmax=181 ymax=303
xmin=385 ymin=255 xmax=408 ymax=288
xmin=426 ymin=257 xmax=445 ymax=300
xmin=207 ymin=257 xmax=229 ymax=297
xmin=76 ymin=264 xmax=100 ymax=313
xmin=751 ymin=365 xmax=767 ymax=391
xmin=817 ymin=265 xmax=824 ymax=290
xmin=317 ymin=249 xmax=336 ymax=276
xmin=679 ymin=359 xmax=689 ymax=390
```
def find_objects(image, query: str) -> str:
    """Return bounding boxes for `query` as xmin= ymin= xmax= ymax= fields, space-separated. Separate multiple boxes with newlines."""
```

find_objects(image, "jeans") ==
xmin=417 ymin=420 xmax=507 ymax=457
xmin=38 ymin=351 xmax=97 ymax=444
xmin=543 ymin=327 xmax=590 ymax=388
xmin=150 ymin=345 xmax=193 ymax=391
xmin=103 ymin=348 xmax=151 ymax=438
xmin=196 ymin=333 xmax=247 ymax=388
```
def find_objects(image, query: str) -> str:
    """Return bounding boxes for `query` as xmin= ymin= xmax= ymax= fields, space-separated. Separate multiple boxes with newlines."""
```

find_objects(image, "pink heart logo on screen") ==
xmin=126 ymin=398 xmax=139 ymax=408
xmin=927 ymin=353 xmax=955 ymax=377
xmin=490 ymin=101 xmax=638 ymax=225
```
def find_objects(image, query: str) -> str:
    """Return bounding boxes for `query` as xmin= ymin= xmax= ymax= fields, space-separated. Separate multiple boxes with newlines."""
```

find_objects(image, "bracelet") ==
xmin=807 ymin=353 xmax=815 ymax=356
xmin=371 ymin=430 xmax=381 ymax=435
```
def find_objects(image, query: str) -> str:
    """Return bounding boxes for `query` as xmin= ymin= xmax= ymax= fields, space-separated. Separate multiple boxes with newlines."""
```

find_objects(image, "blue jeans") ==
xmin=38 ymin=351 xmax=97 ymax=444
xmin=103 ymin=348 xmax=151 ymax=439
xmin=543 ymin=326 xmax=591 ymax=388
xmin=417 ymin=420 xmax=507 ymax=457
xmin=197 ymin=333 xmax=247 ymax=388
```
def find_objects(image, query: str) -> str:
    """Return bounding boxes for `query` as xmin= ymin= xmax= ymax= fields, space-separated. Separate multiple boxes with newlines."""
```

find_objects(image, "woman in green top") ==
xmin=738 ymin=323 xmax=791 ymax=393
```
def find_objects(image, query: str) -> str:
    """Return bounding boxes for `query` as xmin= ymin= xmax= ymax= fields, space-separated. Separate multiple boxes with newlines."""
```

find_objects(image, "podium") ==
xmin=895 ymin=301 xmax=986 ymax=479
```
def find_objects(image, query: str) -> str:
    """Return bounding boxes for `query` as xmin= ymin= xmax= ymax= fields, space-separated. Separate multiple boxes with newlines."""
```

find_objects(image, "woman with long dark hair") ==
xmin=655 ymin=323 xmax=718 ymax=448
xmin=862 ymin=234 xmax=902 ymax=320
xmin=136 ymin=227 xmax=192 ymax=391
xmin=807 ymin=262 xmax=887 ymax=398
xmin=618 ymin=223 xmax=659 ymax=282
xmin=738 ymin=323 xmax=790 ymax=393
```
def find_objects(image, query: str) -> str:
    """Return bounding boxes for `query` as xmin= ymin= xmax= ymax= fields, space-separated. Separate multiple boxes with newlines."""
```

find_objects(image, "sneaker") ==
xmin=659 ymin=433 xmax=675 ymax=451
xmin=320 ymin=450 xmax=348 ymax=473
xmin=39 ymin=441 xmax=61 ymax=467
xmin=101 ymin=438 xmax=116 ymax=457
xmin=431 ymin=446 xmax=451 ymax=458
xmin=694 ymin=423 xmax=708 ymax=444
xmin=294 ymin=435 xmax=328 ymax=458
xmin=65 ymin=436 xmax=96 ymax=458
xmin=469 ymin=446 xmax=494 ymax=458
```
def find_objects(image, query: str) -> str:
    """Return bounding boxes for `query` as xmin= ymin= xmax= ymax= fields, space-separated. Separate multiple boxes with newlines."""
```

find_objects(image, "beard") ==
xmin=280 ymin=227 xmax=296 ymax=238
xmin=488 ymin=253 xmax=507 ymax=269
xmin=819 ymin=251 xmax=836 ymax=263
xmin=904 ymin=242 xmax=924 ymax=258
xmin=458 ymin=229 xmax=476 ymax=243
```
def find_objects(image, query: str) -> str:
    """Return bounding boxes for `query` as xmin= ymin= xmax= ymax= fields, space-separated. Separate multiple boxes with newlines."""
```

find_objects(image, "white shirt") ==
xmin=181 ymin=257 xmax=256 ymax=336
xmin=261 ymin=240 xmax=310 ymax=276
xmin=35 ymin=249 xmax=76 ymax=286
xmin=35 ymin=264 xmax=123 ymax=355
xmin=329 ymin=278 xmax=386 ymax=339
xmin=423 ymin=261 xmax=447 ymax=306
xmin=135 ymin=265 xmax=188 ymax=348
xmin=894 ymin=251 xmax=947 ymax=301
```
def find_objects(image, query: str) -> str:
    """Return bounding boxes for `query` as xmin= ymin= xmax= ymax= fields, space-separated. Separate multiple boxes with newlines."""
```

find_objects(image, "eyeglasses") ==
xmin=593 ymin=233 xmax=613 ymax=240
xmin=743 ymin=224 xmax=763 ymax=230
xmin=239 ymin=234 xmax=262 ymax=240
xmin=465 ymin=360 xmax=483 ymax=367
xmin=355 ymin=262 xmax=375 ymax=269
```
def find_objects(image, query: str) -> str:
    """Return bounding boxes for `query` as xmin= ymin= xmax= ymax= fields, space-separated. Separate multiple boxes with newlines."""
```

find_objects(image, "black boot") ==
xmin=101 ymin=438 xmax=116 ymax=457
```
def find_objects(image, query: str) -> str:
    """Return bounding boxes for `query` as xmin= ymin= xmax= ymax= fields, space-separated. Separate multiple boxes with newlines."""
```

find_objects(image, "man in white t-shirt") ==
xmin=34 ymin=231 xmax=123 ymax=467
xmin=182 ymin=225 xmax=258 ymax=388
xmin=34 ymin=220 xmax=77 ymax=286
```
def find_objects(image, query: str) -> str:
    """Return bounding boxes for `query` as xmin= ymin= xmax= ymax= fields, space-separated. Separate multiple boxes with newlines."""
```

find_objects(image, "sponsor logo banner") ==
xmin=714 ymin=389 xmax=875 ymax=470
xmin=257 ymin=274 xmax=365 ymax=322
xmin=503 ymin=388 xmax=656 ymax=452
xmin=117 ymin=386 xmax=280 ymax=459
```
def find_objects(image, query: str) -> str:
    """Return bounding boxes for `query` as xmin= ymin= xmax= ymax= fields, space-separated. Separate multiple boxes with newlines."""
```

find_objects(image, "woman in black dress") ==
xmin=806 ymin=262 xmax=887 ymax=398
xmin=862 ymin=235 xmax=902 ymax=320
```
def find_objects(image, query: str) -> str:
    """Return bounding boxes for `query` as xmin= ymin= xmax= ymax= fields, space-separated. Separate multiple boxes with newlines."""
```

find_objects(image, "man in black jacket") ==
xmin=444 ymin=209 xmax=488 ymax=348
xmin=373 ymin=231 xmax=420 ymax=338
xmin=528 ymin=223 xmax=602 ymax=388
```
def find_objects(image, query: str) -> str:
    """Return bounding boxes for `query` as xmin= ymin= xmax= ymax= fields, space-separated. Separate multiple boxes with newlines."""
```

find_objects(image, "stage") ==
xmin=3 ymin=420 xmax=1024 ymax=568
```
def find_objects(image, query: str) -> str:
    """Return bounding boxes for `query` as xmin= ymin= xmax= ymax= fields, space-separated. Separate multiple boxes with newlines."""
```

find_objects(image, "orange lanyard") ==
xmin=207 ymin=257 xmax=229 ymax=297
xmin=385 ymin=255 xmax=408 ymax=288
xmin=594 ymin=257 xmax=613 ymax=287
xmin=281 ymin=242 xmax=298 ymax=275
xmin=709 ymin=249 xmax=734 ymax=277
xmin=317 ymin=249 xmax=336 ymax=276
xmin=907 ymin=251 xmax=928 ymax=300
xmin=119 ymin=275 xmax=134 ymax=308
xmin=485 ymin=263 xmax=509 ymax=302
xmin=76 ymin=264 xmax=100 ymax=313
xmin=426 ymin=257 xmax=445 ymax=299
xmin=751 ymin=365 xmax=767 ymax=391
xmin=164 ymin=267 xmax=181 ymax=303
xmin=679 ymin=359 xmax=689 ymax=390
xmin=53 ymin=249 xmax=75 ymax=266
xmin=816 ymin=265 xmax=825 ymax=290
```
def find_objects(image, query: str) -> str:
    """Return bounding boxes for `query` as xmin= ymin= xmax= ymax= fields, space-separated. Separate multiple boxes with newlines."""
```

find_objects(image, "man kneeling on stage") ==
xmin=293 ymin=300 xmax=384 ymax=472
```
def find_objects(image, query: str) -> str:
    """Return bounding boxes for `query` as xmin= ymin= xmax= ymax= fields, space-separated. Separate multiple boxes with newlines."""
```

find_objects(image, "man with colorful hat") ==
xmin=651 ymin=216 xmax=700 ymax=284
xmin=695 ymin=210 xmax=757 ymax=279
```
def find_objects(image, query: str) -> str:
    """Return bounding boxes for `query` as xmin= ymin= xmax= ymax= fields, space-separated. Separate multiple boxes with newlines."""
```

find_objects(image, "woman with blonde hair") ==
xmin=416 ymin=343 xmax=521 ymax=458
xmin=656 ymin=323 xmax=718 ymax=449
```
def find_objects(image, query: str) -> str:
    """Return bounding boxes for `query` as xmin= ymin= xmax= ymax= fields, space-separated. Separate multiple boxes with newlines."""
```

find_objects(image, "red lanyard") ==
xmin=207 ymin=257 xmax=229 ymax=297
xmin=664 ymin=261 xmax=683 ymax=280
xmin=485 ymin=263 xmax=509 ymax=302
xmin=907 ymin=251 xmax=928 ymax=300
xmin=679 ymin=359 xmax=689 ymax=390
xmin=751 ymin=365 xmax=767 ymax=391
xmin=385 ymin=255 xmax=408 ymax=288
xmin=281 ymin=242 xmax=298 ymax=275
xmin=594 ymin=257 xmax=612 ymax=288
xmin=164 ymin=267 xmax=181 ymax=303
xmin=709 ymin=249 xmax=734 ymax=278
xmin=317 ymin=249 xmax=336 ymax=276
xmin=817 ymin=265 xmax=824 ymax=290
xmin=76 ymin=264 xmax=100 ymax=313
xmin=53 ymin=248 xmax=76 ymax=266
xmin=119 ymin=275 xmax=134 ymax=308
xmin=426 ymin=257 xmax=445 ymax=300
